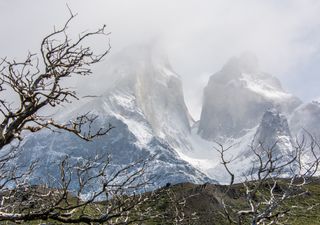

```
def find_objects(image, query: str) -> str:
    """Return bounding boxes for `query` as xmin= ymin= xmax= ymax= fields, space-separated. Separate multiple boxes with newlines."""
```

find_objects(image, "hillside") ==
xmin=17 ymin=179 xmax=320 ymax=225
xmin=146 ymin=180 xmax=320 ymax=225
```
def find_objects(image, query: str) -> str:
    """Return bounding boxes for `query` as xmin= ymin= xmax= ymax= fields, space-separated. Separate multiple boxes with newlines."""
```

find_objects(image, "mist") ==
xmin=1 ymin=0 xmax=320 ymax=118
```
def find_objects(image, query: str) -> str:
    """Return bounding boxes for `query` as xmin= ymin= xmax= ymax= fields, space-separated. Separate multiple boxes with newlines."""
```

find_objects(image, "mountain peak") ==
xmin=222 ymin=52 xmax=259 ymax=75
xmin=257 ymin=109 xmax=291 ymax=138
xmin=101 ymin=43 xmax=179 ymax=93
xmin=93 ymin=43 xmax=192 ymax=148
xmin=198 ymin=55 xmax=301 ymax=140
xmin=252 ymin=108 xmax=293 ymax=159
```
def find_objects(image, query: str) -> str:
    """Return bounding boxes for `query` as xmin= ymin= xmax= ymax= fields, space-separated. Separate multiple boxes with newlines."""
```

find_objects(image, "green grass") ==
xmin=2 ymin=179 xmax=320 ymax=225
xmin=143 ymin=180 xmax=320 ymax=225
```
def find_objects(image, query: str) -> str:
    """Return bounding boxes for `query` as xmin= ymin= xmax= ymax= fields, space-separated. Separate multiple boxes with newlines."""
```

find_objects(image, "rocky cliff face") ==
xmin=18 ymin=45 xmax=211 ymax=190
xmin=198 ymin=53 xmax=301 ymax=141
xmin=16 ymin=50 xmax=319 ymax=187
xmin=102 ymin=45 xmax=191 ymax=149
xmin=253 ymin=109 xmax=293 ymax=154
xmin=208 ymin=109 xmax=294 ymax=182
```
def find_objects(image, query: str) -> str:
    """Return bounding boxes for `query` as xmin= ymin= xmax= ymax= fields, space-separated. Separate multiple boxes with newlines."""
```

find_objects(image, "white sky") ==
xmin=1 ymin=0 xmax=320 ymax=118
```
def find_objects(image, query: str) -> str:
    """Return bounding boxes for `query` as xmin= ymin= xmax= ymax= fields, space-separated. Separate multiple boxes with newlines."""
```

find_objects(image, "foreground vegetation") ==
xmin=2 ymin=178 xmax=318 ymax=225
xmin=146 ymin=180 xmax=320 ymax=225
xmin=0 ymin=8 xmax=319 ymax=225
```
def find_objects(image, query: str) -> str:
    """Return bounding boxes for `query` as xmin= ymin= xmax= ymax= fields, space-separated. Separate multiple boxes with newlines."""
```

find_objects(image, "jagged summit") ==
xmin=101 ymin=44 xmax=191 ymax=151
xmin=253 ymin=109 xmax=293 ymax=154
xmin=198 ymin=54 xmax=301 ymax=141
xmin=220 ymin=52 xmax=260 ymax=77
xmin=18 ymin=43 xmax=210 ymax=190
xmin=256 ymin=109 xmax=291 ymax=136
xmin=16 ymin=49 xmax=319 ymax=186
xmin=209 ymin=108 xmax=294 ymax=182
xmin=88 ymin=43 xmax=180 ymax=97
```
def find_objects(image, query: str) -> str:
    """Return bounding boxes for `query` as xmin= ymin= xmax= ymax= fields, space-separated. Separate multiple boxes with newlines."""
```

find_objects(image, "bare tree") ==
xmin=215 ymin=133 xmax=320 ymax=225
xmin=0 ymin=9 xmax=111 ymax=149
xmin=0 ymin=153 xmax=160 ymax=224
xmin=0 ymin=10 xmax=188 ymax=224
xmin=0 ymin=9 xmax=159 ymax=224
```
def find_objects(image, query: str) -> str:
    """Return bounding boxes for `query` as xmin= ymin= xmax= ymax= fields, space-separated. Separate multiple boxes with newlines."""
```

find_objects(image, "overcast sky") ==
xmin=1 ymin=0 xmax=320 ymax=118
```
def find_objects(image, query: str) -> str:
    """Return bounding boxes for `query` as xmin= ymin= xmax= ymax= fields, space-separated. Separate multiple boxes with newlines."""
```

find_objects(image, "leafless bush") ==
xmin=0 ymin=8 xmax=164 ymax=224
xmin=0 ymin=154 xmax=159 ymax=224
xmin=215 ymin=132 xmax=320 ymax=225
xmin=0 ymin=8 xmax=111 ymax=149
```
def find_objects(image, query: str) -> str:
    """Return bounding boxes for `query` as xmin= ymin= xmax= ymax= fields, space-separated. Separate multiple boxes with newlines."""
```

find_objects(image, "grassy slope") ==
xmin=4 ymin=180 xmax=320 ymax=225
xmin=145 ymin=180 xmax=320 ymax=225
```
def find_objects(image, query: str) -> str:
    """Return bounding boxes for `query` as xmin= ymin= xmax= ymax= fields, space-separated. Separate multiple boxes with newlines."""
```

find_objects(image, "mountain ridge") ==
xmin=17 ymin=47 xmax=320 ymax=187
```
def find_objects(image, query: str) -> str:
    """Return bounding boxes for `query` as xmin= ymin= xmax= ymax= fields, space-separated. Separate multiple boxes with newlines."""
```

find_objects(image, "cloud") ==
xmin=1 ymin=0 xmax=319 ymax=118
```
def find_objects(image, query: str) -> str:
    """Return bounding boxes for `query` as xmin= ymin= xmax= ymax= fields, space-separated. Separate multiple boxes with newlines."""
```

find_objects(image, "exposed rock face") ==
xmin=14 ymin=50 xmax=319 ymax=187
xmin=18 ymin=45 xmax=211 ymax=190
xmin=209 ymin=109 xmax=294 ymax=183
xmin=252 ymin=109 xmax=293 ymax=157
xmin=198 ymin=53 xmax=301 ymax=140
xmin=103 ymin=45 xmax=191 ymax=149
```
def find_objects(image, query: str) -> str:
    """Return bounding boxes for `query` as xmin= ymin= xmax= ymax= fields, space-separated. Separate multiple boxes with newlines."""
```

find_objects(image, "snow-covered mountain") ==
xmin=253 ymin=109 xmax=293 ymax=155
xmin=206 ymin=109 xmax=294 ymax=183
xmin=198 ymin=53 xmax=301 ymax=141
xmin=18 ymin=45 xmax=211 ymax=189
xmin=179 ymin=53 xmax=315 ymax=182
xmin=17 ymin=49 xmax=319 ymax=187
